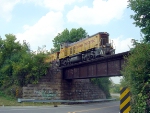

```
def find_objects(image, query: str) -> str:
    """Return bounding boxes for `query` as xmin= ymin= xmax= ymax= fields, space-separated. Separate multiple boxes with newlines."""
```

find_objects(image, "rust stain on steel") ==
xmin=74 ymin=68 xmax=79 ymax=78
xmin=88 ymin=65 xmax=96 ymax=77
xmin=108 ymin=60 xmax=120 ymax=76
xmin=97 ymin=63 xmax=107 ymax=76
xmin=80 ymin=66 xmax=88 ymax=78
xmin=63 ymin=51 xmax=129 ymax=79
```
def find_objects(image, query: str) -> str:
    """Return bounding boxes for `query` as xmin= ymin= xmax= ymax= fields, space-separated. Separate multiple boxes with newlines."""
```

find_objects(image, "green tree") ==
xmin=0 ymin=34 xmax=49 ymax=90
xmin=52 ymin=27 xmax=87 ymax=51
xmin=120 ymin=77 xmax=127 ymax=87
xmin=121 ymin=41 xmax=150 ymax=113
xmin=110 ymin=83 xmax=120 ymax=94
xmin=91 ymin=78 xmax=111 ymax=98
xmin=25 ymin=47 xmax=49 ymax=85
xmin=128 ymin=0 xmax=150 ymax=42
xmin=0 ymin=34 xmax=23 ymax=87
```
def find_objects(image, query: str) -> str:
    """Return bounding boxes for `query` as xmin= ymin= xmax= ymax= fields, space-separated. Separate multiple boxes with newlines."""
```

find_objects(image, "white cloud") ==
xmin=16 ymin=11 xmax=64 ymax=50
xmin=67 ymin=0 xmax=128 ymax=25
xmin=21 ymin=0 xmax=83 ymax=11
xmin=23 ymin=25 xmax=30 ymax=30
xmin=0 ymin=0 xmax=83 ymax=21
xmin=0 ymin=0 xmax=20 ymax=21
xmin=42 ymin=0 xmax=76 ymax=11
xmin=112 ymin=36 xmax=133 ymax=54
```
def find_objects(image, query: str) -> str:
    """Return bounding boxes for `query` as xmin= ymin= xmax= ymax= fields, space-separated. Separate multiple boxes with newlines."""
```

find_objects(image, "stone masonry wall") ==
xmin=23 ymin=66 xmax=62 ymax=99
xmin=61 ymin=79 xmax=106 ymax=100
xmin=23 ymin=61 xmax=106 ymax=100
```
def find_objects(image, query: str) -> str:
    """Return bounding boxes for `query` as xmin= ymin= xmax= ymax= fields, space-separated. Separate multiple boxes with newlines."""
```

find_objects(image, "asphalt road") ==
xmin=0 ymin=101 xmax=120 ymax=113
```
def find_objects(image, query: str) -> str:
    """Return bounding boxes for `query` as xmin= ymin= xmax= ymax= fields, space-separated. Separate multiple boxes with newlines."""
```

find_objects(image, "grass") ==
xmin=0 ymin=98 xmax=57 ymax=106
xmin=0 ymin=91 xmax=58 ymax=106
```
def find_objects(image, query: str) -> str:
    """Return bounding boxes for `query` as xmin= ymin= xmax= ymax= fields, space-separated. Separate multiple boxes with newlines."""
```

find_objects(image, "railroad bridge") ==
xmin=23 ymin=51 xmax=130 ymax=100
xmin=61 ymin=51 xmax=129 ymax=79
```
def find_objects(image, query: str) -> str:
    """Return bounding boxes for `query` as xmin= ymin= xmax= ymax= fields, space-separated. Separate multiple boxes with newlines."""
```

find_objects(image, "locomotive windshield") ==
xmin=101 ymin=34 xmax=109 ymax=46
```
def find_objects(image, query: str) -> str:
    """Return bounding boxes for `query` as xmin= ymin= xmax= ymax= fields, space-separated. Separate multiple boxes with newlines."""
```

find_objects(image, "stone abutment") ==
xmin=23 ymin=62 xmax=106 ymax=100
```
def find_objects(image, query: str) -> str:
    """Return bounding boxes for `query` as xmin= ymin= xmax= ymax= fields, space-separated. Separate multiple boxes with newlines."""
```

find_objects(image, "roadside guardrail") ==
xmin=18 ymin=98 xmax=116 ymax=107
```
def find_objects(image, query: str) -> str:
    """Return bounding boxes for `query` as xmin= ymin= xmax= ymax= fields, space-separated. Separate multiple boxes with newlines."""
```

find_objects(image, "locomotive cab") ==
xmin=100 ymin=32 xmax=109 ymax=46
xmin=99 ymin=32 xmax=115 ymax=55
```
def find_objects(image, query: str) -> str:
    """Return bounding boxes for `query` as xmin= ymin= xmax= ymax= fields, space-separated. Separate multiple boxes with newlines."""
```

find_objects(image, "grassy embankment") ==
xmin=0 ymin=91 xmax=56 ymax=106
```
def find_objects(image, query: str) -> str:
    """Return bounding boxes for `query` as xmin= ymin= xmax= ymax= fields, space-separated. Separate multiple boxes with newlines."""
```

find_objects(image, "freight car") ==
xmin=46 ymin=32 xmax=115 ymax=67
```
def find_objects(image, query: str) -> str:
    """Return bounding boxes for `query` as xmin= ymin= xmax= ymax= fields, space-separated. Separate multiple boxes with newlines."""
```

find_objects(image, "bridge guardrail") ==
xmin=18 ymin=98 xmax=116 ymax=104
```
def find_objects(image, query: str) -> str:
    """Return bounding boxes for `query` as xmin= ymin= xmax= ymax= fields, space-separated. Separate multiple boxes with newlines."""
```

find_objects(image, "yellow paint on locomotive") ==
xmin=83 ymin=34 xmax=100 ymax=51
xmin=45 ymin=52 xmax=59 ymax=63
xmin=46 ymin=32 xmax=112 ymax=63
xmin=59 ymin=33 xmax=104 ymax=59
xmin=59 ymin=47 xmax=67 ymax=59
xmin=67 ymin=46 xmax=72 ymax=56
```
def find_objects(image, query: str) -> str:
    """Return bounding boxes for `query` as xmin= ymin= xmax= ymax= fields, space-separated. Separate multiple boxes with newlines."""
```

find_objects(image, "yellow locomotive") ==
xmin=45 ymin=52 xmax=59 ymax=63
xmin=46 ymin=32 xmax=115 ymax=67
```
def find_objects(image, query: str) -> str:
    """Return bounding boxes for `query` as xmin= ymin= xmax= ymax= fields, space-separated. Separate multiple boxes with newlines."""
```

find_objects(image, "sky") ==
xmin=0 ymin=0 xmax=142 ymax=84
